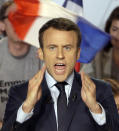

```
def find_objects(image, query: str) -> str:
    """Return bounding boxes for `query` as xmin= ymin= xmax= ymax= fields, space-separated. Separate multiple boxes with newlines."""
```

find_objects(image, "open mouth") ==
xmin=54 ymin=63 xmax=66 ymax=75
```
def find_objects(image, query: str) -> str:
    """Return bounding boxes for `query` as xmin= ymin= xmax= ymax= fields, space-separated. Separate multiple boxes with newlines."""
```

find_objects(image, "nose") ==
xmin=56 ymin=47 xmax=64 ymax=59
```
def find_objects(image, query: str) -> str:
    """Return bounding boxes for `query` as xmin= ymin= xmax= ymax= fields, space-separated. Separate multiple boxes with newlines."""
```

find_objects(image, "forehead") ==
xmin=43 ymin=27 xmax=78 ymax=46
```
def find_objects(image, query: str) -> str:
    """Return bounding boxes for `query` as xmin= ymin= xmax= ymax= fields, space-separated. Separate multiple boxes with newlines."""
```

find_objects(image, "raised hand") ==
xmin=80 ymin=72 xmax=102 ymax=114
xmin=23 ymin=65 xmax=46 ymax=113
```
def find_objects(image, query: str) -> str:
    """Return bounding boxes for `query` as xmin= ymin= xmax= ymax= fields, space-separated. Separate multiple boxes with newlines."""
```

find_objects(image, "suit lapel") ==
xmin=64 ymin=72 xmax=82 ymax=131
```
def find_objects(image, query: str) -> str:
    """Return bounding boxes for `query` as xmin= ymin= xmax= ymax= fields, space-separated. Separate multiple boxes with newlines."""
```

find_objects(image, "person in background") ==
xmin=0 ymin=1 xmax=42 ymax=129
xmin=104 ymin=78 xmax=119 ymax=114
xmin=81 ymin=7 xmax=119 ymax=80
xmin=2 ymin=17 xmax=119 ymax=131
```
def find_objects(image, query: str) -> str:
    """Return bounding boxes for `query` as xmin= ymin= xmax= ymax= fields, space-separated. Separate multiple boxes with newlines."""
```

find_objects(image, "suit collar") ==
xmin=45 ymin=70 xmax=74 ymax=88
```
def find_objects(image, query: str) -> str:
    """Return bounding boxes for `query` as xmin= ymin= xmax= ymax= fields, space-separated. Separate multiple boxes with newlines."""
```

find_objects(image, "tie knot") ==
xmin=55 ymin=82 xmax=67 ymax=92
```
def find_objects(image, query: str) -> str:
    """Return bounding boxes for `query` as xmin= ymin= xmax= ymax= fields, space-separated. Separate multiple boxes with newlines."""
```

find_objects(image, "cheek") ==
xmin=111 ymin=39 xmax=119 ymax=47
xmin=68 ymin=52 xmax=78 ymax=61
xmin=43 ymin=53 xmax=55 ymax=65
xmin=67 ymin=54 xmax=77 ymax=67
xmin=110 ymin=30 xmax=119 ymax=40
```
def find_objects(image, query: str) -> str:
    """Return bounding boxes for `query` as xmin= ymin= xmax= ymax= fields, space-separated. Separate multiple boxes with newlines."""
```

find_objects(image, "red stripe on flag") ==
xmin=75 ymin=62 xmax=80 ymax=72
xmin=8 ymin=0 xmax=39 ymax=40
xmin=14 ymin=0 xmax=40 ymax=16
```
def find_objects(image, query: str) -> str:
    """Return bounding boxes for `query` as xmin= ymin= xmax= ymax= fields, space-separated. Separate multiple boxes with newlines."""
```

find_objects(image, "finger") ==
xmin=30 ymin=65 xmax=46 ymax=83
xmin=29 ymin=65 xmax=46 ymax=88
xmin=80 ymin=71 xmax=85 ymax=85
xmin=32 ymin=65 xmax=46 ymax=94
xmin=80 ymin=72 xmax=89 ymax=92
xmin=83 ymin=72 xmax=95 ymax=90
xmin=36 ymin=64 xmax=46 ymax=83
xmin=83 ymin=72 xmax=91 ymax=84
xmin=80 ymin=71 xmax=91 ymax=86
xmin=81 ymin=86 xmax=86 ymax=99
xmin=36 ymin=49 xmax=39 ymax=58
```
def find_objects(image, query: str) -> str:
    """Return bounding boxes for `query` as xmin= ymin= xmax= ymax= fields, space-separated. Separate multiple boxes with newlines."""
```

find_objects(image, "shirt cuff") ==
xmin=16 ymin=104 xmax=33 ymax=123
xmin=89 ymin=103 xmax=106 ymax=125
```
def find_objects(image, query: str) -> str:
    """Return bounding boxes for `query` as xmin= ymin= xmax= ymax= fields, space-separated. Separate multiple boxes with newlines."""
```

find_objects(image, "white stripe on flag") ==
xmin=52 ymin=0 xmax=65 ymax=6
xmin=65 ymin=1 xmax=83 ymax=16
xmin=24 ymin=17 xmax=51 ymax=48
xmin=40 ymin=1 xmax=79 ymax=21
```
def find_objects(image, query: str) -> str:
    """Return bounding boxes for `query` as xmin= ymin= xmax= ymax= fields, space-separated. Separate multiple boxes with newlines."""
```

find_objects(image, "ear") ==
xmin=38 ymin=48 xmax=44 ymax=61
xmin=0 ymin=21 xmax=5 ymax=32
xmin=76 ymin=48 xmax=80 ymax=60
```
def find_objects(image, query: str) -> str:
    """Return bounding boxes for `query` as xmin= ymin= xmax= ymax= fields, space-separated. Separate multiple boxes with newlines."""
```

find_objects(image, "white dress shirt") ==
xmin=16 ymin=71 xmax=106 ymax=126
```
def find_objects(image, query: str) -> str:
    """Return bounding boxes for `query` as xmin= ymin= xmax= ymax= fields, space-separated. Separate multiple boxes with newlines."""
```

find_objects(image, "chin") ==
xmin=54 ymin=75 xmax=67 ymax=82
xmin=11 ymin=52 xmax=28 ymax=59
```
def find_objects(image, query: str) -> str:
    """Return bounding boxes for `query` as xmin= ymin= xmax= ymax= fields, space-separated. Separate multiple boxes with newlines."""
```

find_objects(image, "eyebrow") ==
xmin=47 ymin=44 xmax=74 ymax=47
xmin=63 ymin=44 xmax=73 ymax=47
xmin=47 ymin=44 xmax=57 ymax=47
xmin=112 ymin=25 xmax=119 ymax=29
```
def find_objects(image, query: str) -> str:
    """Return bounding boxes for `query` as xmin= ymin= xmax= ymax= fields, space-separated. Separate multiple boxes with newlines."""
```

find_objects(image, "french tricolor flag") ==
xmin=8 ymin=0 xmax=110 ymax=72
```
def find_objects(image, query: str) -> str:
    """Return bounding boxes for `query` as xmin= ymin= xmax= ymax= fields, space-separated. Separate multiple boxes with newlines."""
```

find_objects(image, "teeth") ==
xmin=56 ymin=64 xmax=64 ymax=66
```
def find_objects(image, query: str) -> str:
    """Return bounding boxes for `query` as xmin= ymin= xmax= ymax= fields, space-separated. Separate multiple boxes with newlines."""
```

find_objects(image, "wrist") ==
xmin=89 ymin=103 xmax=102 ymax=114
xmin=22 ymin=100 xmax=34 ymax=113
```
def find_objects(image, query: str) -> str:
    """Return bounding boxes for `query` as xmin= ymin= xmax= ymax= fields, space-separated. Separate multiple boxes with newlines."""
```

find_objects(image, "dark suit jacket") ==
xmin=1 ymin=72 xmax=119 ymax=131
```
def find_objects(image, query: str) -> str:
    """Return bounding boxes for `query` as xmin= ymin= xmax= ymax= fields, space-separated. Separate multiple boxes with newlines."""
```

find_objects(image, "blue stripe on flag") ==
xmin=77 ymin=17 xmax=110 ymax=63
xmin=63 ymin=0 xmax=68 ymax=7
xmin=63 ymin=0 xmax=83 ymax=7
xmin=70 ymin=0 xmax=83 ymax=7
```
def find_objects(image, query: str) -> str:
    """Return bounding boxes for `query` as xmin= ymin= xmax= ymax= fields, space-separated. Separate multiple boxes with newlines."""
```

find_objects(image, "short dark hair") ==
xmin=0 ymin=0 xmax=13 ymax=21
xmin=104 ymin=6 xmax=119 ymax=52
xmin=39 ymin=18 xmax=81 ymax=49
xmin=0 ymin=0 xmax=13 ymax=36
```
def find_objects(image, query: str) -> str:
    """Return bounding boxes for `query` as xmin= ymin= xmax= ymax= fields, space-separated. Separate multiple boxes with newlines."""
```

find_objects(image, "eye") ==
xmin=64 ymin=46 xmax=71 ymax=51
xmin=49 ymin=46 xmax=56 ymax=50
xmin=111 ymin=27 xmax=118 ymax=32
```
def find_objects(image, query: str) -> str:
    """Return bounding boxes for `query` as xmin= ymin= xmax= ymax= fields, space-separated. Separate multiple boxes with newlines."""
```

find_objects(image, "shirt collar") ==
xmin=45 ymin=70 xmax=74 ymax=88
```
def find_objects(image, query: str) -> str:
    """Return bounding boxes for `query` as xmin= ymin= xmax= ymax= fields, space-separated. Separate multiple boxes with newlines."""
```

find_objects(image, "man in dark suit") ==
xmin=2 ymin=18 xmax=119 ymax=131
